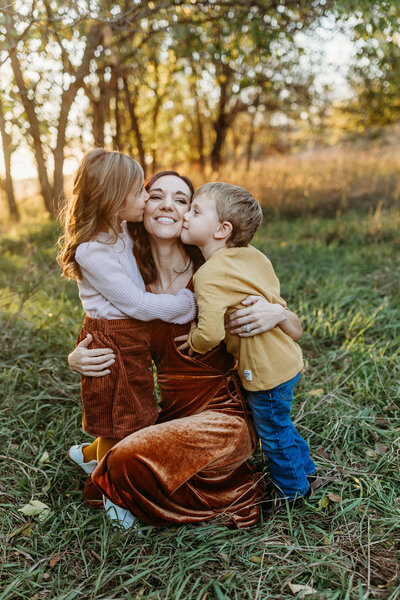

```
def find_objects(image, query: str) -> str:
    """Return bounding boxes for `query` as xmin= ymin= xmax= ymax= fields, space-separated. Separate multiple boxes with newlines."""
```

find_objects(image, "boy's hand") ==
xmin=174 ymin=321 xmax=197 ymax=356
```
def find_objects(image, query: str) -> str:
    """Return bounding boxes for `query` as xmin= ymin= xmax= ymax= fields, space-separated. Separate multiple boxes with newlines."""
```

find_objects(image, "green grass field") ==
xmin=0 ymin=209 xmax=399 ymax=600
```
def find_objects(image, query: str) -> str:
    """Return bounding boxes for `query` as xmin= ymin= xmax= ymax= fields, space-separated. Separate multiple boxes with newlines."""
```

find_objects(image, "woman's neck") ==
xmin=149 ymin=237 xmax=193 ymax=294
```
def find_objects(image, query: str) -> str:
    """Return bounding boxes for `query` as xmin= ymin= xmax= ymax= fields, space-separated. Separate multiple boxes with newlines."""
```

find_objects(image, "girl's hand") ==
xmin=226 ymin=296 xmax=302 ymax=341
xmin=68 ymin=334 xmax=115 ymax=377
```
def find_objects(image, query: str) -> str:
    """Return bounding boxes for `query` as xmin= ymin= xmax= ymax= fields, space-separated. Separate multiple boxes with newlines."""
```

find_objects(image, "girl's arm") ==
xmin=225 ymin=295 xmax=302 ymax=342
xmin=76 ymin=241 xmax=196 ymax=324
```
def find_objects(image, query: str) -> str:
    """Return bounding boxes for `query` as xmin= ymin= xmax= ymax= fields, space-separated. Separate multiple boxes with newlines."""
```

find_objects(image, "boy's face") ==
xmin=181 ymin=193 xmax=221 ymax=247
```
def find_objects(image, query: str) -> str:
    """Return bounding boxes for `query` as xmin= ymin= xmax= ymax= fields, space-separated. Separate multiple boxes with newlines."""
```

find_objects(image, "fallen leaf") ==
xmin=365 ymin=449 xmax=377 ymax=459
xmin=249 ymin=555 xmax=263 ymax=564
xmin=39 ymin=451 xmax=50 ymax=464
xmin=288 ymin=582 xmax=317 ymax=596
xmin=323 ymin=536 xmax=330 ymax=545
xmin=7 ymin=522 xmax=35 ymax=542
xmin=383 ymin=403 xmax=398 ymax=412
xmin=49 ymin=554 xmax=62 ymax=568
xmin=316 ymin=447 xmax=330 ymax=460
xmin=327 ymin=493 xmax=342 ymax=503
xmin=18 ymin=500 xmax=50 ymax=521
xmin=318 ymin=497 xmax=329 ymax=510
xmin=308 ymin=389 xmax=324 ymax=396
xmin=375 ymin=444 xmax=388 ymax=455
xmin=42 ymin=573 xmax=50 ymax=580
xmin=375 ymin=418 xmax=389 ymax=426
xmin=42 ymin=478 xmax=52 ymax=494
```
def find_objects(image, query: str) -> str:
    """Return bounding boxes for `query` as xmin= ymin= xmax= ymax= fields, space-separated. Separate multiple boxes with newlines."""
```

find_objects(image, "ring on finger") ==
xmin=244 ymin=323 xmax=251 ymax=333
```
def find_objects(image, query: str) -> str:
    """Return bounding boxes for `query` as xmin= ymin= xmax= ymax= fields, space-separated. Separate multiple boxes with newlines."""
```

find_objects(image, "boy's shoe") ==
xmin=103 ymin=496 xmax=140 ymax=532
xmin=67 ymin=444 xmax=98 ymax=475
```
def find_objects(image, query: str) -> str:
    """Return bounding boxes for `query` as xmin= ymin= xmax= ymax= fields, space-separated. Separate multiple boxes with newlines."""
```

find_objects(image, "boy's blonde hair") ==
xmin=58 ymin=148 xmax=143 ymax=280
xmin=194 ymin=182 xmax=262 ymax=247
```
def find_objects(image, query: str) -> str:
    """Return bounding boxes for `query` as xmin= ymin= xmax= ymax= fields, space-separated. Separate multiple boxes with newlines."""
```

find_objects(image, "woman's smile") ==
xmin=144 ymin=174 xmax=191 ymax=239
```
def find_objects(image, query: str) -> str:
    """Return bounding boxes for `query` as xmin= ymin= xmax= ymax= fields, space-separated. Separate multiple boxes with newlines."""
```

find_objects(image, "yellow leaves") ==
xmin=318 ymin=493 xmax=342 ymax=510
xmin=18 ymin=500 xmax=50 ymax=521
xmin=249 ymin=554 xmax=263 ymax=564
xmin=318 ymin=496 xmax=329 ymax=510
xmin=308 ymin=388 xmax=324 ymax=396
xmin=7 ymin=522 xmax=34 ymax=542
xmin=288 ymin=582 xmax=317 ymax=596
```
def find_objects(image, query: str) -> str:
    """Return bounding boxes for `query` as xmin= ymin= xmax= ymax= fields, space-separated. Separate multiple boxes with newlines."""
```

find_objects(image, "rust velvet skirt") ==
xmin=77 ymin=316 xmax=158 ymax=439
xmin=90 ymin=316 xmax=265 ymax=527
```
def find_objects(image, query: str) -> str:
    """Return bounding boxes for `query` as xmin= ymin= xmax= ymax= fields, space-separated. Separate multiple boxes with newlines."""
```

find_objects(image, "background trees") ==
xmin=0 ymin=0 xmax=399 ymax=218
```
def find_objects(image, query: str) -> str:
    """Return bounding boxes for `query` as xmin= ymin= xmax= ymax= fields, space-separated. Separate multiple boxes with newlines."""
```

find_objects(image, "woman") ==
xmin=69 ymin=171 xmax=302 ymax=528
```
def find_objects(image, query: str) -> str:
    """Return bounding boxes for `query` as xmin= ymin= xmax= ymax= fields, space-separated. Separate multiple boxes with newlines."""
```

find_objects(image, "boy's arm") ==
xmin=188 ymin=268 xmax=230 ymax=354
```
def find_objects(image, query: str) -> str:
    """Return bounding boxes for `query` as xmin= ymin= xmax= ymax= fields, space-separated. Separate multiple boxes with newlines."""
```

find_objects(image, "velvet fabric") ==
xmin=77 ymin=316 xmax=158 ymax=439
xmin=91 ymin=317 xmax=265 ymax=527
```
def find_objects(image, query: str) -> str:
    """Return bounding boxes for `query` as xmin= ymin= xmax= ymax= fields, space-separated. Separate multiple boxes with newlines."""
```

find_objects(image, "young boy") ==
xmin=181 ymin=182 xmax=316 ymax=501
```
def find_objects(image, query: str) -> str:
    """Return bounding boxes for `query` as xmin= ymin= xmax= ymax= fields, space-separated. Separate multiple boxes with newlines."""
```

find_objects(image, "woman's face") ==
xmin=144 ymin=175 xmax=192 ymax=240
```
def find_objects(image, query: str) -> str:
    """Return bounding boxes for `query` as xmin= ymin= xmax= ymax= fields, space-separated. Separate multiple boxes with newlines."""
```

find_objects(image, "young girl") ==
xmin=58 ymin=149 xmax=197 ymax=472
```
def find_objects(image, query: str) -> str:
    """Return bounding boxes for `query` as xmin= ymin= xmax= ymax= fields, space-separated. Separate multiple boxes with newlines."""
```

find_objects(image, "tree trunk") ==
xmin=210 ymin=76 xmax=230 ymax=172
xmin=0 ymin=101 xmax=19 ymax=221
xmin=6 ymin=43 xmax=54 ymax=215
xmin=151 ymin=97 xmax=161 ymax=175
xmin=53 ymin=24 xmax=104 ymax=212
xmin=113 ymin=75 xmax=121 ymax=150
xmin=193 ymin=85 xmax=206 ymax=172
xmin=122 ymin=76 xmax=146 ymax=176
xmin=246 ymin=110 xmax=257 ymax=171
xmin=91 ymin=69 xmax=107 ymax=147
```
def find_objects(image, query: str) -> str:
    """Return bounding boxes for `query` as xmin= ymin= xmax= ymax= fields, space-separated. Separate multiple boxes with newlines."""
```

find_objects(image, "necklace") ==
xmin=159 ymin=260 xmax=192 ymax=293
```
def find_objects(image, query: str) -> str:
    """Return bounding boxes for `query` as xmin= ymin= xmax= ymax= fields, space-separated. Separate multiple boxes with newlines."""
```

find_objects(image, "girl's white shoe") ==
xmin=103 ymin=496 xmax=138 ymax=531
xmin=67 ymin=444 xmax=98 ymax=475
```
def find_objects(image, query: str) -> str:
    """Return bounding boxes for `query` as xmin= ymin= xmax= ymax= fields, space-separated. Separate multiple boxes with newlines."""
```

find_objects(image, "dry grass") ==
xmin=214 ymin=138 xmax=400 ymax=218
xmin=2 ymin=136 xmax=400 ymax=227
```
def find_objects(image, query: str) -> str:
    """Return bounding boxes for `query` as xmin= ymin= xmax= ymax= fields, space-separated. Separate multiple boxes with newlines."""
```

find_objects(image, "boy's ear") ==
xmin=214 ymin=221 xmax=233 ymax=241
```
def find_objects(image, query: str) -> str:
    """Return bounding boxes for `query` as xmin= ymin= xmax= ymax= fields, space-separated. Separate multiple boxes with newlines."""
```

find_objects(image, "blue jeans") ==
xmin=247 ymin=372 xmax=315 ymax=500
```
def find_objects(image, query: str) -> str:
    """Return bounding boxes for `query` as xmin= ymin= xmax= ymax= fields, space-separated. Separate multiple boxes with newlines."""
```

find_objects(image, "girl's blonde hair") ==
xmin=57 ymin=148 xmax=143 ymax=280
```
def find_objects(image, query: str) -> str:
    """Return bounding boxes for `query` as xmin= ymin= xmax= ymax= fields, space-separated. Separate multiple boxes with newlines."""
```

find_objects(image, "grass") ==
xmin=0 ymin=207 xmax=399 ymax=599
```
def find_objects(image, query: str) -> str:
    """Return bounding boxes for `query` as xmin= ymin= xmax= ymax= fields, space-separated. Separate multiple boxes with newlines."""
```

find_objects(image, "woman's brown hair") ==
xmin=127 ymin=170 xmax=204 ymax=284
xmin=57 ymin=148 xmax=143 ymax=280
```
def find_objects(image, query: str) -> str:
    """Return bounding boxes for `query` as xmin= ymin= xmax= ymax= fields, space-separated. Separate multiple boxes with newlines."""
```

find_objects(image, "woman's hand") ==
xmin=68 ymin=334 xmax=115 ymax=377
xmin=225 ymin=295 xmax=302 ymax=341
xmin=174 ymin=321 xmax=197 ymax=356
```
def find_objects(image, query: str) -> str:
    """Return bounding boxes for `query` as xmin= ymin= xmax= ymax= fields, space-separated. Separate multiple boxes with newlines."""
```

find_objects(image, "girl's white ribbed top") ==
xmin=75 ymin=222 xmax=197 ymax=324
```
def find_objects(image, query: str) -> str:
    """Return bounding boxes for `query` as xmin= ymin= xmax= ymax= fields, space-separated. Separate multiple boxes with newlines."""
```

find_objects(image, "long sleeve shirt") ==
xmin=75 ymin=221 xmax=197 ymax=324
xmin=188 ymin=246 xmax=303 ymax=391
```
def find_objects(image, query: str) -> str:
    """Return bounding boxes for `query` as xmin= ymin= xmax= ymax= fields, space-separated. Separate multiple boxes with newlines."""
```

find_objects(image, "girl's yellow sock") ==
xmin=82 ymin=437 xmax=119 ymax=463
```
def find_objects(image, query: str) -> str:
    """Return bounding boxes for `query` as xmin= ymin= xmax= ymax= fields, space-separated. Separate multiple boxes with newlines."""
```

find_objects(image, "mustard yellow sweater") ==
xmin=188 ymin=246 xmax=303 ymax=391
